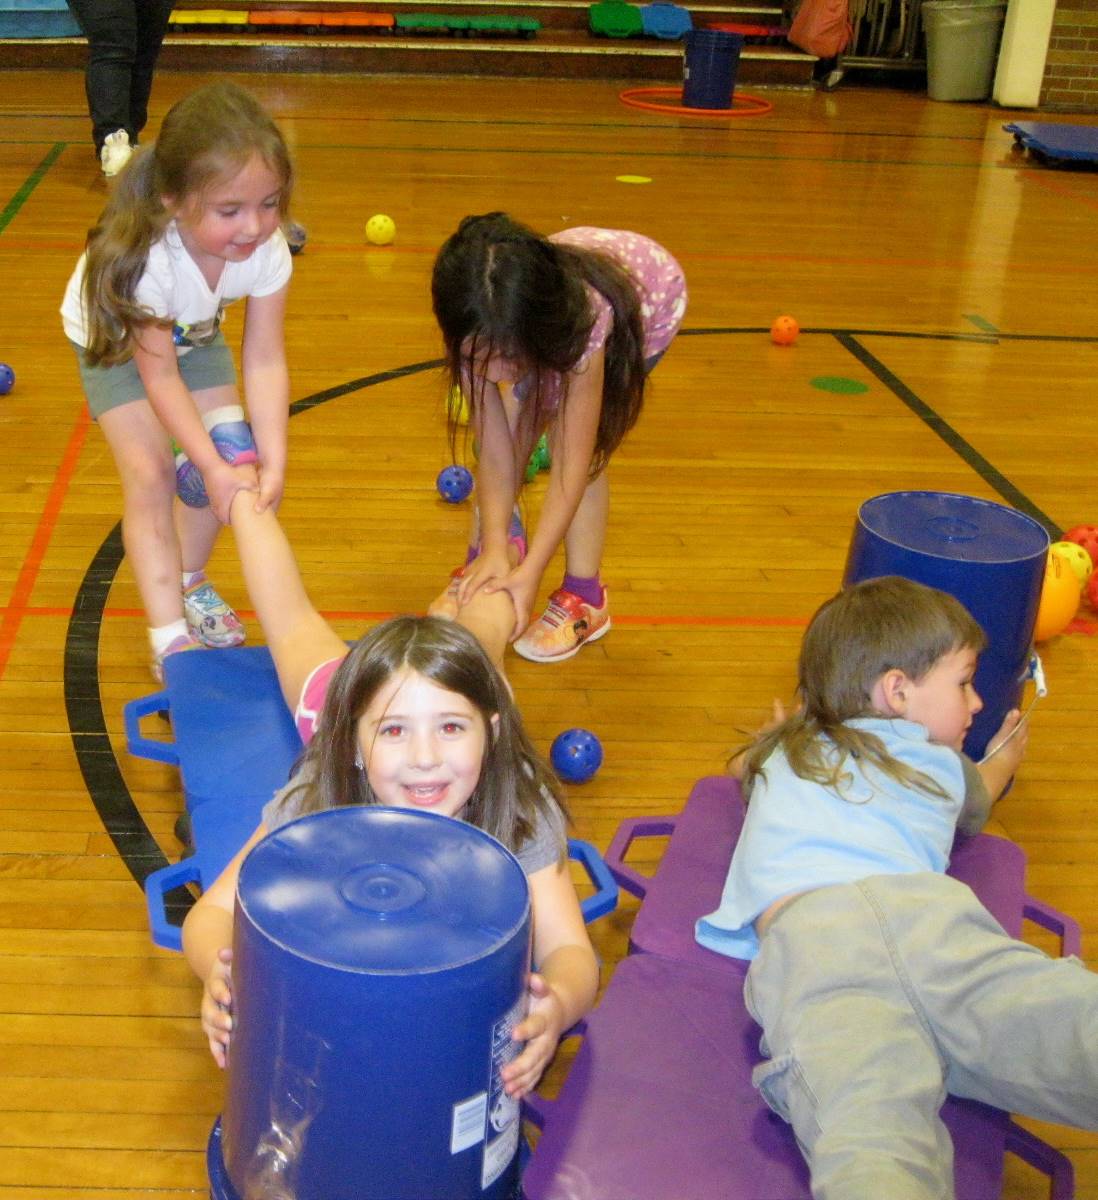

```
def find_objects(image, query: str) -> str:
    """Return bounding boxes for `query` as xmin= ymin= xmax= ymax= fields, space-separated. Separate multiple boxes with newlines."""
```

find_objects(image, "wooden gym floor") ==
xmin=1 ymin=68 xmax=1096 ymax=1196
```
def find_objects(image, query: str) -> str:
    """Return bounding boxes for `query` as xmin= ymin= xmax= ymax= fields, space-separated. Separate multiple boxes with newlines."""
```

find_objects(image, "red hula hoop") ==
xmin=619 ymin=86 xmax=773 ymax=117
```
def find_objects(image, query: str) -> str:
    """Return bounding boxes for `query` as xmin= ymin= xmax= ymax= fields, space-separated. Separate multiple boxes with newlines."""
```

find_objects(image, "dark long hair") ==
xmin=740 ymin=577 xmax=986 ymax=802
xmin=432 ymin=212 xmax=647 ymax=474
xmin=81 ymin=81 xmax=294 ymax=367
xmin=284 ymin=615 xmax=568 ymax=858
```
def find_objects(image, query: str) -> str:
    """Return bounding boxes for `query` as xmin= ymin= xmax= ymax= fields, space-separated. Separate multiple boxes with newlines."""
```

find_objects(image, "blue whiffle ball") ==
xmin=437 ymin=465 xmax=474 ymax=503
xmin=550 ymin=728 xmax=603 ymax=784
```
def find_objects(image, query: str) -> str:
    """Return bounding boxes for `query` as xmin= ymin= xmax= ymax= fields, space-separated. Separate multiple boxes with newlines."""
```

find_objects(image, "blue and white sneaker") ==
xmin=183 ymin=576 xmax=245 ymax=648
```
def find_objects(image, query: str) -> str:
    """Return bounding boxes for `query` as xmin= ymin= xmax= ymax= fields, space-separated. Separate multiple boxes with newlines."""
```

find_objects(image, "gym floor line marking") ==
xmin=963 ymin=314 xmax=1000 ymax=334
xmin=8 ymin=604 xmax=813 ymax=628
xmin=159 ymin=137 xmax=1029 ymax=175
xmin=0 ymin=407 xmax=89 ymax=685
xmin=834 ymin=332 xmax=1058 ymax=538
xmin=0 ymin=140 xmax=64 ymax=236
xmin=5 ymin=236 xmax=1096 ymax=282
xmin=1 ymin=106 xmax=1005 ymax=146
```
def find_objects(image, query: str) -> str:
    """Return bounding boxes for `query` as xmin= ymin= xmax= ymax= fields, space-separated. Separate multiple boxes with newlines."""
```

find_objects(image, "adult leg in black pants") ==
xmin=65 ymin=0 xmax=175 ymax=174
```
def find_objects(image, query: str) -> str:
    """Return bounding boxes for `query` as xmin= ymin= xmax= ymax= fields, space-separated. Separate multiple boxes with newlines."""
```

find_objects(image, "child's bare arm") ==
xmin=227 ymin=491 xmax=347 ymax=709
xmin=501 ymin=860 xmax=598 ymax=1099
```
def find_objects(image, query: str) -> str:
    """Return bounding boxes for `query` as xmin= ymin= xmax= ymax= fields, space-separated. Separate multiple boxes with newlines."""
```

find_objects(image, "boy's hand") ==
xmin=201 ymin=947 xmax=234 ymax=1068
xmin=500 ymin=973 xmax=565 ymax=1099
xmin=984 ymin=707 xmax=1029 ymax=774
xmin=730 ymin=698 xmax=790 ymax=779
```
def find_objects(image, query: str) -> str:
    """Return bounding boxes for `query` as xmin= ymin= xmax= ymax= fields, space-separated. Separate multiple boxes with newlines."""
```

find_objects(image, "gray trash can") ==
xmin=922 ymin=0 xmax=1006 ymax=101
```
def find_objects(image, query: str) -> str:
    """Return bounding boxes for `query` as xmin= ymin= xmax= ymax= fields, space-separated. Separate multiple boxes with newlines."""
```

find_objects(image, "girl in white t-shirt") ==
xmin=60 ymin=81 xmax=295 ymax=679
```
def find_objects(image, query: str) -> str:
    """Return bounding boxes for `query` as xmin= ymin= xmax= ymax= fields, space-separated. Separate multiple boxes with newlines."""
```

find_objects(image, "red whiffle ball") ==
xmin=1062 ymin=524 xmax=1098 ymax=570
xmin=770 ymin=315 xmax=799 ymax=346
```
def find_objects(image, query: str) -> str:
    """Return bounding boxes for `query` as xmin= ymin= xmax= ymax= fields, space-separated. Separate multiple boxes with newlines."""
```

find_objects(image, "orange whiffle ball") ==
xmin=770 ymin=315 xmax=799 ymax=346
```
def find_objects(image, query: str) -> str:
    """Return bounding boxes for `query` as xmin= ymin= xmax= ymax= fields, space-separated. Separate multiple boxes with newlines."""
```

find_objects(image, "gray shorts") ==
xmin=71 ymin=331 xmax=236 ymax=419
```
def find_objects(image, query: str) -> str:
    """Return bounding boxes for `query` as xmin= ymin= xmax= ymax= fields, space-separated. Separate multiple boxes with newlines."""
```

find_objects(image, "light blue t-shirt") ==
xmin=696 ymin=718 xmax=989 ymax=961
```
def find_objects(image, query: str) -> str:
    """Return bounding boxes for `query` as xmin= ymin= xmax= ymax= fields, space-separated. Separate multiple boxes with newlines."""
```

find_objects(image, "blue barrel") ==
xmin=843 ymin=491 xmax=1049 ymax=760
xmin=207 ymin=807 xmax=531 ymax=1200
xmin=682 ymin=29 xmax=744 ymax=109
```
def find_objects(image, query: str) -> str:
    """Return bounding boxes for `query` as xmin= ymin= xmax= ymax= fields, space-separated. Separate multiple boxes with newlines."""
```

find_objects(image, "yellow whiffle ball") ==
xmin=365 ymin=214 xmax=396 ymax=246
xmin=1050 ymin=540 xmax=1093 ymax=587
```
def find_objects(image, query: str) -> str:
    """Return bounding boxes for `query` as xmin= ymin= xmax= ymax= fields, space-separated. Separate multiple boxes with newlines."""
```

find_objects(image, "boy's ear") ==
xmin=874 ymin=669 xmax=910 ymax=716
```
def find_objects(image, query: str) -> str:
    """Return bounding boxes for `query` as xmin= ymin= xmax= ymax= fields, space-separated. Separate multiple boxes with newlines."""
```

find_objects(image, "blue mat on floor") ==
xmin=1005 ymin=121 xmax=1098 ymax=166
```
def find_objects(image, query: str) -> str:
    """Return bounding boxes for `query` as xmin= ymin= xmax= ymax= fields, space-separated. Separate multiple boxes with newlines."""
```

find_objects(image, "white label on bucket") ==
xmin=451 ymin=1092 xmax=487 ymax=1154
xmin=483 ymin=1120 xmax=519 ymax=1190
xmin=481 ymin=996 xmax=525 ymax=1189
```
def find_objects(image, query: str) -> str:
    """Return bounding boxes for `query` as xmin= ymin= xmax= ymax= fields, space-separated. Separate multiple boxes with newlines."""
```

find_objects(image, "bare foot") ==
xmin=427 ymin=571 xmax=462 ymax=621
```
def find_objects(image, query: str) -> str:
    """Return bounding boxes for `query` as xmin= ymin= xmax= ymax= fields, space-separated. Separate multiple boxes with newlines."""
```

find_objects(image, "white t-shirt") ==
xmin=60 ymin=222 xmax=292 ymax=354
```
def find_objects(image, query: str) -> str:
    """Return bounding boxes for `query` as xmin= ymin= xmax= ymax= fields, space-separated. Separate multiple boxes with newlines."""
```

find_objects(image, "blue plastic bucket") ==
xmin=843 ymin=491 xmax=1049 ymax=760
xmin=682 ymin=29 xmax=744 ymax=109
xmin=208 ymin=807 xmax=531 ymax=1200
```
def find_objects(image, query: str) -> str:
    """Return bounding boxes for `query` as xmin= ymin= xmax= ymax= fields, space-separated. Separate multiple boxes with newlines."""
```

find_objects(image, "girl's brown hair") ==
xmin=432 ymin=212 xmax=647 ymax=476
xmin=81 ymin=81 xmax=294 ymax=367
xmin=740 ymin=576 xmax=986 ymax=802
xmin=283 ymin=615 xmax=569 ymax=859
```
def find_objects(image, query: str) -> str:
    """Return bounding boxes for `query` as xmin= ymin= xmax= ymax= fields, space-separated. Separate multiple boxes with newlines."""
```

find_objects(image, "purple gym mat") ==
xmin=522 ymin=952 xmax=1074 ymax=1200
xmin=522 ymin=776 xmax=1079 ymax=1199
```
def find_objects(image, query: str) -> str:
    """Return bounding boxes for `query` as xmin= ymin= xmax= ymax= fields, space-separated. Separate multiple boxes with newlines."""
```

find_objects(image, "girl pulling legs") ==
xmin=431 ymin=213 xmax=686 ymax=663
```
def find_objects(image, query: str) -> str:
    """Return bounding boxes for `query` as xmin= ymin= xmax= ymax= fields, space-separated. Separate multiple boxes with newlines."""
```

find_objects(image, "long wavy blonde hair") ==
xmin=740 ymin=576 xmax=986 ymax=802
xmin=80 ymin=81 xmax=293 ymax=367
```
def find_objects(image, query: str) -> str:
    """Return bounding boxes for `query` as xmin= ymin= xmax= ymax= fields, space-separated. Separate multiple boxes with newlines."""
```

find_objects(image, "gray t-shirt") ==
xmin=261 ymin=769 xmax=564 ymax=876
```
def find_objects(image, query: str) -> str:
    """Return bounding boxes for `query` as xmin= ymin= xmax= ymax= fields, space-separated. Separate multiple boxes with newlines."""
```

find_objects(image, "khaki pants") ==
xmin=744 ymin=872 xmax=1098 ymax=1200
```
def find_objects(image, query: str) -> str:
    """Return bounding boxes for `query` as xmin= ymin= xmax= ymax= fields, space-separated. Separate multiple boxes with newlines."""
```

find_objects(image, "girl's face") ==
xmin=356 ymin=668 xmax=493 ymax=819
xmin=169 ymin=152 xmax=284 ymax=271
xmin=899 ymin=645 xmax=983 ymax=750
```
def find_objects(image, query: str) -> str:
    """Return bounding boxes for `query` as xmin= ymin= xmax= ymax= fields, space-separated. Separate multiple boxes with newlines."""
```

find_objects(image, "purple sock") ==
xmin=465 ymin=544 xmax=478 ymax=566
xmin=563 ymin=573 xmax=604 ymax=607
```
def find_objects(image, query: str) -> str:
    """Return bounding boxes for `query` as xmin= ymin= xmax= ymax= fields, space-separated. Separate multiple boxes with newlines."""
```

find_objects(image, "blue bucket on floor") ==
xmin=682 ymin=29 xmax=744 ymax=109
xmin=843 ymin=491 xmax=1049 ymax=760
xmin=207 ymin=807 xmax=531 ymax=1200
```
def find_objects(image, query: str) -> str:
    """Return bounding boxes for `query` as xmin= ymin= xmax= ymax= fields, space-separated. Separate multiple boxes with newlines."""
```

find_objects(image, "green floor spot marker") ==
xmin=811 ymin=376 xmax=869 ymax=394
xmin=963 ymin=313 xmax=1000 ymax=334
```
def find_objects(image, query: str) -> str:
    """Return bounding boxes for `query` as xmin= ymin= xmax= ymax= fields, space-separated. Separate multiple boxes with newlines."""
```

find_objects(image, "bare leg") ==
xmin=98 ymin=399 xmax=184 ymax=627
xmin=451 ymin=587 xmax=516 ymax=678
xmin=176 ymin=383 xmax=246 ymax=574
xmin=561 ymin=468 xmax=608 ymax=579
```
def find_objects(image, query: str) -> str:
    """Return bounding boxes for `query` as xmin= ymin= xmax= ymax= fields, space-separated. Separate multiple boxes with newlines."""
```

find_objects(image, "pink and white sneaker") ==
xmin=513 ymin=588 xmax=611 ymax=663
xmin=152 ymin=631 xmax=204 ymax=682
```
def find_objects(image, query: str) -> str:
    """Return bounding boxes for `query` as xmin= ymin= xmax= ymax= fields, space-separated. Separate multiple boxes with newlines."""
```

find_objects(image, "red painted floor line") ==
xmin=10 ymin=601 xmax=1098 ymax=637
xmin=5 ymin=603 xmax=811 ymax=628
xmin=0 ymin=408 xmax=90 ymax=681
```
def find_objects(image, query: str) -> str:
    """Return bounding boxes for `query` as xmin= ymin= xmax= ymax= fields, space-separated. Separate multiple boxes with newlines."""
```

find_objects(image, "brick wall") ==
xmin=1041 ymin=0 xmax=1098 ymax=111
